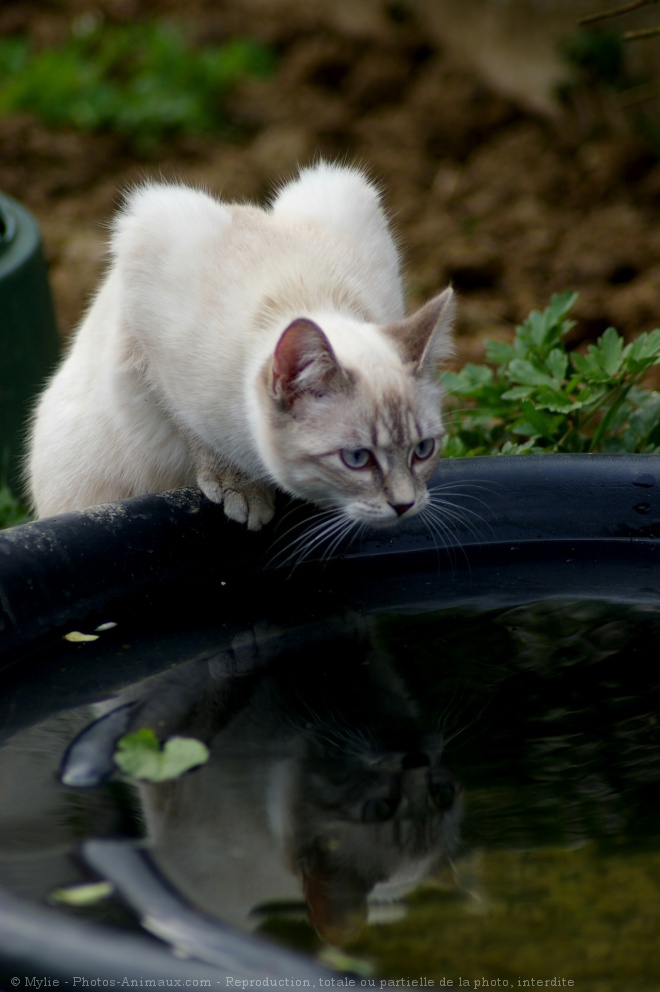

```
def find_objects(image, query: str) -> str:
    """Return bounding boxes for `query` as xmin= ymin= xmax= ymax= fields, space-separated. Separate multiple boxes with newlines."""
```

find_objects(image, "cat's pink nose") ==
xmin=390 ymin=501 xmax=414 ymax=517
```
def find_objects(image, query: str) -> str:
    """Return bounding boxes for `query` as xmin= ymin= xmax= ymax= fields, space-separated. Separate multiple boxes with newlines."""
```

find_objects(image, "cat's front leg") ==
xmin=194 ymin=449 xmax=276 ymax=531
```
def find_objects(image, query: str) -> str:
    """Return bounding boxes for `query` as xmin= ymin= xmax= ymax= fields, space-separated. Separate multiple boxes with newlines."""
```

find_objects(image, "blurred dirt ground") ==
xmin=2 ymin=0 xmax=660 ymax=368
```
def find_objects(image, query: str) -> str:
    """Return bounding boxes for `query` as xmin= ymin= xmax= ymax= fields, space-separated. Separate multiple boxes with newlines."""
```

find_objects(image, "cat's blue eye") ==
xmin=341 ymin=448 xmax=372 ymax=470
xmin=413 ymin=438 xmax=435 ymax=461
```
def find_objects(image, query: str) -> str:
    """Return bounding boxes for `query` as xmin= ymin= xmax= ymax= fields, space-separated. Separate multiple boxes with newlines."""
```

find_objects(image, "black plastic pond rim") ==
xmin=0 ymin=189 xmax=59 ymax=490
xmin=1 ymin=454 xmax=660 ymax=668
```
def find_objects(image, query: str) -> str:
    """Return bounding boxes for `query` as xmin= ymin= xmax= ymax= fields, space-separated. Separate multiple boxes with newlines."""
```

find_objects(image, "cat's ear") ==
xmin=385 ymin=286 xmax=455 ymax=375
xmin=271 ymin=318 xmax=347 ymax=408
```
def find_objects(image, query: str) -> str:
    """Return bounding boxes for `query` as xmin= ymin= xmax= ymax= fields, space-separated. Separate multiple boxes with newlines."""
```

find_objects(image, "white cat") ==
xmin=27 ymin=162 xmax=454 ymax=530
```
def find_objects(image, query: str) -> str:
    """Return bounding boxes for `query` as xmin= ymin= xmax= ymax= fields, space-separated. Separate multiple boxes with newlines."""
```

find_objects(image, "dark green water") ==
xmin=1 ymin=599 xmax=659 ymax=990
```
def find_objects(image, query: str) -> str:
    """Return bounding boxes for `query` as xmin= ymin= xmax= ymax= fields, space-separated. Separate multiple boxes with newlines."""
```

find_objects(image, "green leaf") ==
xmin=318 ymin=947 xmax=375 ymax=979
xmin=515 ymin=292 xmax=577 ymax=356
xmin=624 ymin=329 xmax=660 ymax=373
xmin=628 ymin=390 xmax=660 ymax=444
xmin=501 ymin=385 xmax=534 ymax=401
xmin=508 ymin=359 xmax=554 ymax=388
xmin=516 ymin=309 xmax=546 ymax=351
xmin=574 ymin=382 xmax=609 ymax=408
xmin=440 ymin=291 xmax=660 ymax=457
xmin=533 ymin=386 xmax=584 ymax=413
xmin=512 ymin=401 xmax=561 ymax=441
xmin=485 ymin=339 xmax=517 ymax=365
xmin=545 ymin=291 xmax=579 ymax=330
xmin=499 ymin=439 xmax=544 ymax=454
xmin=441 ymin=364 xmax=494 ymax=395
xmin=595 ymin=326 xmax=624 ymax=376
xmin=442 ymin=435 xmax=469 ymax=458
xmin=571 ymin=350 xmax=612 ymax=383
xmin=114 ymin=728 xmax=209 ymax=782
xmin=0 ymin=484 xmax=31 ymax=528
xmin=64 ymin=630 xmax=99 ymax=643
xmin=545 ymin=348 xmax=569 ymax=383
xmin=51 ymin=881 xmax=114 ymax=906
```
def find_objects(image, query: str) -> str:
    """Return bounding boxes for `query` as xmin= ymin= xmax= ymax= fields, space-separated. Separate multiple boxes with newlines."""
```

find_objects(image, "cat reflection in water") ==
xmin=28 ymin=162 xmax=455 ymax=554
xmin=101 ymin=625 xmax=462 ymax=945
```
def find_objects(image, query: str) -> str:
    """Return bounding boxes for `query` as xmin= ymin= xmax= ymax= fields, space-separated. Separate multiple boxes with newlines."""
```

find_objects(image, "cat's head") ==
xmin=258 ymin=288 xmax=455 ymax=527
xmin=291 ymin=732 xmax=463 ymax=945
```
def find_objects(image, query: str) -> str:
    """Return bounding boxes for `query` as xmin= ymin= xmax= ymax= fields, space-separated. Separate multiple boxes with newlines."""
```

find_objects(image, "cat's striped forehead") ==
xmin=368 ymin=391 xmax=426 ymax=448
xmin=348 ymin=372 xmax=443 ymax=450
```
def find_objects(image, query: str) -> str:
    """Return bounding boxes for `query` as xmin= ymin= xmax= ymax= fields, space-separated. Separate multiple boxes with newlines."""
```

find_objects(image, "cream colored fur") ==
xmin=27 ymin=162 xmax=454 ymax=528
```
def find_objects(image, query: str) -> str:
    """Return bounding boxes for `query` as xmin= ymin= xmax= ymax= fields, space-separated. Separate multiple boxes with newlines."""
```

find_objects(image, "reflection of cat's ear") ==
xmin=385 ymin=286 xmax=455 ymax=375
xmin=271 ymin=319 xmax=346 ymax=409
xmin=302 ymin=865 xmax=368 ymax=947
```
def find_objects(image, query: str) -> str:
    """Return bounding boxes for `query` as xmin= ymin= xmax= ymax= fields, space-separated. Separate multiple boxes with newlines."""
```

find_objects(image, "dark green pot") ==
xmin=0 ymin=190 xmax=59 ymax=493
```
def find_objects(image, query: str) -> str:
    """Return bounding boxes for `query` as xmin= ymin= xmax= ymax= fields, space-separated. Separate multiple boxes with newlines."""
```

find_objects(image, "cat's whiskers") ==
xmin=322 ymin=515 xmax=364 ymax=561
xmin=267 ymin=500 xmax=338 ymax=563
xmin=427 ymin=497 xmax=490 ymax=545
xmin=307 ymin=721 xmax=379 ymax=759
xmin=419 ymin=502 xmax=469 ymax=571
xmin=436 ymin=689 xmax=493 ymax=751
xmin=419 ymin=479 xmax=497 ymax=568
xmin=269 ymin=502 xmax=359 ymax=568
xmin=430 ymin=478 xmax=501 ymax=515
xmin=430 ymin=683 xmax=473 ymax=747
xmin=292 ymin=695 xmax=379 ymax=755
xmin=287 ymin=512 xmax=355 ymax=566
xmin=429 ymin=631 xmax=508 ymax=752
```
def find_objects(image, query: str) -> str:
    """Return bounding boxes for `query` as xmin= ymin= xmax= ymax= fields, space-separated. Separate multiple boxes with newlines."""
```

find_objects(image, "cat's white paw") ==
xmin=224 ymin=483 xmax=276 ymax=531
xmin=197 ymin=468 xmax=275 ymax=531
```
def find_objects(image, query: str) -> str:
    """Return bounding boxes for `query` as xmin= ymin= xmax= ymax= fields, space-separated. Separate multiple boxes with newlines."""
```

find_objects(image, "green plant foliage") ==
xmin=0 ymin=20 xmax=275 ymax=148
xmin=441 ymin=292 xmax=660 ymax=456
xmin=114 ymin=727 xmax=209 ymax=782
xmin=0 ymin=484 xmax=31 ymax=527
xmin=560 ymin=28 xmax=627 ymax=90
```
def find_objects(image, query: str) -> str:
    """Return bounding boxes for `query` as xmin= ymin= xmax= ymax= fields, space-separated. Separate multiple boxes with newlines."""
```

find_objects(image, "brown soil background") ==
xmin=2 ymin=0 xmax=660 ymax=369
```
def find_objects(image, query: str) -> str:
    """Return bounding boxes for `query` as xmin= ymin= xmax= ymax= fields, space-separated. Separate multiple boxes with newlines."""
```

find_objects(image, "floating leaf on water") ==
xmin=318 ymin=946 xmax=375 ymax=978
xmin=64 ymin=630 xmax=99 ymax=642
xmin=50 ymin=881 xmax=114 ymax=906
xmin=114 ymin=727 xmax=210 ymax=782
